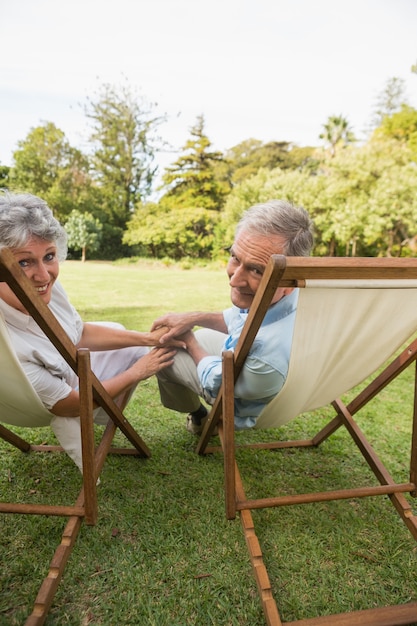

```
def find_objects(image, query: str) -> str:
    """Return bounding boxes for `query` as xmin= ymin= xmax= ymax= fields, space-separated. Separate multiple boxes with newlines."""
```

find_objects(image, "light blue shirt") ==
xmin=197 ymin=289 xmax=299 ymax=429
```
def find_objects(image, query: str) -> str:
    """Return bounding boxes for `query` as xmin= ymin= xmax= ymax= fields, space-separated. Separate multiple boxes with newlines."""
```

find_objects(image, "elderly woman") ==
xmin=0 ymin=190 xmax=178 ymax=469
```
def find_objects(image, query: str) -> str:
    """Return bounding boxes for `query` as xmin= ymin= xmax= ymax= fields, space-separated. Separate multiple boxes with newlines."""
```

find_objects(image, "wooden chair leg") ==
xmin=91 ymin=384 xmax=151 ymax=458
xmin=222 ymin=351 xmax=237 ymax=520
xmin=410 ymin=360 xmax=417 ymax=496
xmin=0 ymin=422 xmax=31 ymax=451
xmin=23 ymin=419 xmax=120 ymax=624
xmin=24 ymin=515 xmax=83 ymax=625
xmin=77 ymin=349 xmax=98 ymax=526
xmin=235 ymin=467 xmax=282 ymax=626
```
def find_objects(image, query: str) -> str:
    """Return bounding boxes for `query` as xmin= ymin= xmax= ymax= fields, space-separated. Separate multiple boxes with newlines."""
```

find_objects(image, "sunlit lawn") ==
xmin=1 ymin=260 xmax=417 ymax=625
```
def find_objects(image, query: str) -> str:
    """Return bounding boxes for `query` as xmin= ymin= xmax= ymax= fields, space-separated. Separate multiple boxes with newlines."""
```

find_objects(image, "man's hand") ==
xmin=150 ymin=312 xmax=198 ymax=344
xmin=151 ymin=311 xmax=227 ymax=343
xmin=147 ymin=325 xmax=187 ymax=349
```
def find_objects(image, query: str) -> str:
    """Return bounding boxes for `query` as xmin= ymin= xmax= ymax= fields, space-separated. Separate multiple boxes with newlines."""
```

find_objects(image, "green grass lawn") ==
xmin=1 ymin=260 xmax=417 ymax=625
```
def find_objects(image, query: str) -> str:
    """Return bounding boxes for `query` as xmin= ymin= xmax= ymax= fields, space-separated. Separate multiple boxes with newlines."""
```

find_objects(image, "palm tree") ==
xmin=319 ymin=115 xmax=356 ymax=157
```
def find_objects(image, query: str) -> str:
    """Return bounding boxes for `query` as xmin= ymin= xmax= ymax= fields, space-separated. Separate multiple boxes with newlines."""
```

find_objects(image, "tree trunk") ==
xmin=329 ymin=237 xmax=336 ymax=256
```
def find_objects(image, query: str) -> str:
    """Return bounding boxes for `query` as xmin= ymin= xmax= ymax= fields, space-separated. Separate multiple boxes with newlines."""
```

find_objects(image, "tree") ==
xmin=65 ymin=210 xmax=103 ymax=262
xmin=9 ymin=122 xmax=92 ymax=222
xmin=217 ymin=137 xmax=417 ymax=258
xmin=128 ymin=115 xmax=229 ymax=259
xmin=373 ymin=105 xmax=417 ymax=160
xmin=159 ymin=115 xmax=229 ymax=211
xmin=370 ymin=77 xmax=408 ymax=129
xmin=84 ymin=80 xmax=165 ymax=229
xmin=11 ymin=122 xmax=68 ymax=195
xmin=123 ymin=201 xmax=219 ymax=259
xmin=319 ymin=115 xmax=356 ymax=157
xmin=217 ymin=139 xmax=317 ymax=186
xmin=215 ymin=166 xmax=317 ymax=255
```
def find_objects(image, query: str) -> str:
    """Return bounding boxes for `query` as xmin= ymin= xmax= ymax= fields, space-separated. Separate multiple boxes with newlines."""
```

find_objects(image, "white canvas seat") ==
xmin=257 ymin=278 xmax=417 ymax=429
xmin=196 ymin=255 xmax=417 ymax=626
xmin=0 ymin=309 xmax=52 ymax=427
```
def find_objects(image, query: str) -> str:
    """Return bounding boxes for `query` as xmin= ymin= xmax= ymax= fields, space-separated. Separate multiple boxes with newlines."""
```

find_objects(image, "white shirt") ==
xmin=0 ymin=281 xmax=83 ymax=409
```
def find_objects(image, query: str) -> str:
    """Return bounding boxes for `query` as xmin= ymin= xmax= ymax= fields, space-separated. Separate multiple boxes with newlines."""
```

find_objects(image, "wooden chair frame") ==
xmin=0 ymin=247 xmax=151 ymax=625
xmin=196 ymin=255 xmax=417 ymax=626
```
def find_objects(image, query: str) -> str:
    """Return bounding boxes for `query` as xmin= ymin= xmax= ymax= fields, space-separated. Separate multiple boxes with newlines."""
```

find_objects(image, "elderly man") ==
xmin=151 ymin=199 xmax=314 ymax=434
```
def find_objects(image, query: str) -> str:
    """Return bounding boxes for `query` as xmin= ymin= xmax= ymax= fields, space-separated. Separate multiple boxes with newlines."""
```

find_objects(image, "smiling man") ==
xmin=151 ymin=199 xmax=314 ymax=433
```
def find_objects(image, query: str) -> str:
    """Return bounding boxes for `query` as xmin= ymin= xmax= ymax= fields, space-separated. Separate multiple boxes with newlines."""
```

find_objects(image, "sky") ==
xmin=1 ymin=0 xmax=417 ymax=178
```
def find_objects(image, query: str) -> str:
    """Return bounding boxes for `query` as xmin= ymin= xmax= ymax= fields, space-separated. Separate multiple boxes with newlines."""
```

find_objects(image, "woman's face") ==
xmin=0 ymin=236 xmax=59 ymax=313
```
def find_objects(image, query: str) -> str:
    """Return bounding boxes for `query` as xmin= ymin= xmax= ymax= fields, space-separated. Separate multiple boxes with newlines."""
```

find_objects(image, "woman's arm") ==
xmin=77 ymin=322 xmax=184 ymax=351
xmin=50 ymin=346 xmax=177 ymax=417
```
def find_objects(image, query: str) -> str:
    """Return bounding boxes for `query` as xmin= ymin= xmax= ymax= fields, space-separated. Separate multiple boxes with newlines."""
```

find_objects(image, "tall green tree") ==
xmin=11 ymin=122 xmax=68 ymax=195
xmin=159 ymin=115 xmax=229 ymax=211
xmin=319 ymin=115 xmax=356 ymax=157
xmin=9 ymin=122 xmax=91 ymax=221
xmin=84 ymin=81 xmax=165 ymax=229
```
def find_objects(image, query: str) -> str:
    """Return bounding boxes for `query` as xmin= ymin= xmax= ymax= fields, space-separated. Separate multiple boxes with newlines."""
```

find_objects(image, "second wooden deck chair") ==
xmin=0 ymin=247 xmax=151 ymax=626
xmin=196 ymin=255 xmax=417 ymax=626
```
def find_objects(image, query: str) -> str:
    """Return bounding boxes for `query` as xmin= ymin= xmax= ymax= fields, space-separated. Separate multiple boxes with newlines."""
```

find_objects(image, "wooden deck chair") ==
xmin=196 ymin=255 xmax=417 ymax=626
xmin=0 ymin=247 xmax=151 ymax=626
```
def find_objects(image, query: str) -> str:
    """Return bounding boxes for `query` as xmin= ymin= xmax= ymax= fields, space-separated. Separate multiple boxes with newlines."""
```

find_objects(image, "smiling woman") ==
xmin=0 ymin=190 xmax=180 ymax=469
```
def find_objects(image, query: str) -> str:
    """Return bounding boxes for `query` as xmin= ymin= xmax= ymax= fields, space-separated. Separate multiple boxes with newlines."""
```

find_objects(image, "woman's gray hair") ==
xmin=0 ymin=190 xmax=67 ymax=260
xmin=235 ymin=199 xmax=314 ymax=257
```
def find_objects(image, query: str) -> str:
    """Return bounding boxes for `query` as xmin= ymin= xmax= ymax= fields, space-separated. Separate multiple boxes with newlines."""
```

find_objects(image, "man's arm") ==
xmin=180 ymin=330 xmax=284 ymax=405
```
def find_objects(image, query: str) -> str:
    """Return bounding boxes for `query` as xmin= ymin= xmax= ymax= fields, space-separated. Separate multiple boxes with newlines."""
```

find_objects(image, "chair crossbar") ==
xmin=237 ymin=483 xmax=415 ymax=510
xmin=282 ymin=602 xmax=417 ymax=626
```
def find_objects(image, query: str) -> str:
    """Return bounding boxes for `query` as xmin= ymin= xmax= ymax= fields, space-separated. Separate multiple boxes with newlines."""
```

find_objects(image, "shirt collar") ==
xmin=238 ymin=288 xmax=298 ymax=324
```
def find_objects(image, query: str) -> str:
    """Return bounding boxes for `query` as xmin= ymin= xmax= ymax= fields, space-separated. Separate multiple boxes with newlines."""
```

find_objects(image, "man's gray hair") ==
xmin=0 ymin=190 xmax=68 ymax=260
xmin=235 ymin=199 xmax=314 ymax=257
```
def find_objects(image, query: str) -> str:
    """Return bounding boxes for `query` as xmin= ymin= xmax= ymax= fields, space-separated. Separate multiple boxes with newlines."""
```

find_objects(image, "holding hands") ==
xmin=150 ymin=312 xmax=198 ymax=345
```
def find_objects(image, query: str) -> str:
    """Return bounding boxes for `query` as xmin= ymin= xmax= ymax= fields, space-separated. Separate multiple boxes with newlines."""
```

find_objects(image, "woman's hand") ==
xmin=50 ymin=346 xmax=177 ymax=417
xmin=129 ymin=346 xmax=177 ymax=381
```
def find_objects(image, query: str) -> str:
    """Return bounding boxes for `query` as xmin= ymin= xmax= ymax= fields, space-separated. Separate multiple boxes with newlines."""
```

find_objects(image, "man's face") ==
xmin=226 ymin=229 xmax=292 ymax=310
